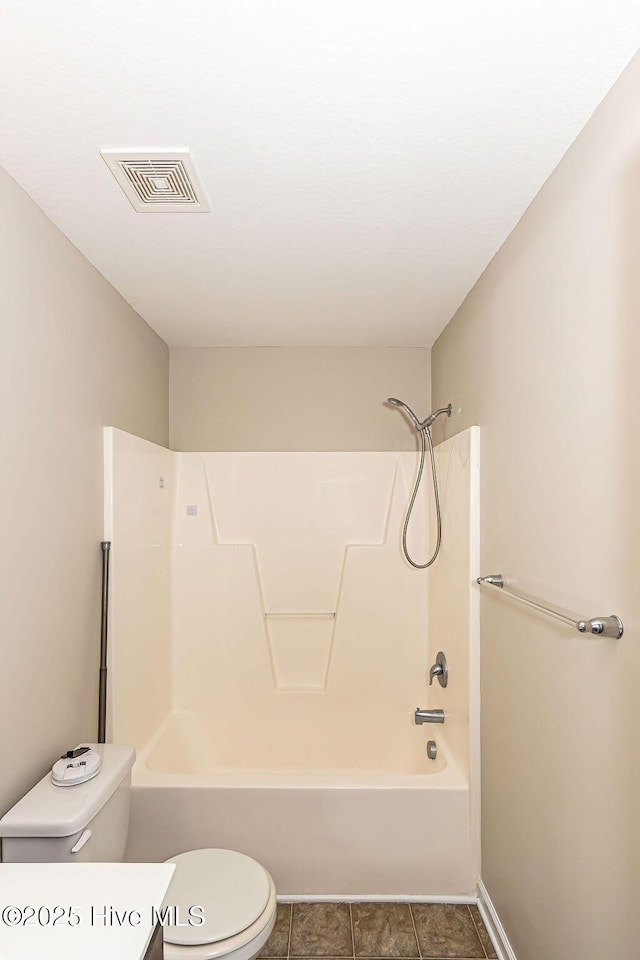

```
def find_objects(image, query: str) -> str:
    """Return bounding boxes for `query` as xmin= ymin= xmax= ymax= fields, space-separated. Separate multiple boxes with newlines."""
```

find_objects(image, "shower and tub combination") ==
xmin=103 ymin=403 xmax=480 ymax=896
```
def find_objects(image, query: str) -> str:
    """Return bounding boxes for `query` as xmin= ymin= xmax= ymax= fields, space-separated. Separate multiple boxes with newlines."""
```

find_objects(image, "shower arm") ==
xmin=420 ymin=406 xmax=453 ymax=431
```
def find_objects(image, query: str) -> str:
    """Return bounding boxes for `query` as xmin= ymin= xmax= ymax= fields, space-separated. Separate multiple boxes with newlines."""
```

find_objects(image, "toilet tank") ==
xmin=0 ymin=744 xmax=135 ymax=863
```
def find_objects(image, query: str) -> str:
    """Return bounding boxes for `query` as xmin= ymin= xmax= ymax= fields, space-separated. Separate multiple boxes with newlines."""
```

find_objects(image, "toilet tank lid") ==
xmin=0 ymin=744 xmax=135 ymax=838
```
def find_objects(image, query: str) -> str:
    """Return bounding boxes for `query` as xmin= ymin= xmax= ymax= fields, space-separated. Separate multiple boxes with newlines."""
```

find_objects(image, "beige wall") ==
xmin=0 ymin=168 xmax=169 ymax=819
xmin=170 ymin=347 xmax=430 ymax=451
xmin=431 ymin=53 xmax=640 ymax=960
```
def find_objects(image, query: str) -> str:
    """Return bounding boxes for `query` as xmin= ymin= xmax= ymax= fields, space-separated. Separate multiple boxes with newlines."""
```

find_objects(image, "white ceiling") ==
xmin=2 ymin=3 xmax=639 ymax=347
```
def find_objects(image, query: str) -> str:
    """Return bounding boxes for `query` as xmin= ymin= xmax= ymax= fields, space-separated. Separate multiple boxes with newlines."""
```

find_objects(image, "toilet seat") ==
xmin=162 ymin=849 xmax=277 ymax=960
xmin=165 ymin=849 xmax=271 ymax=946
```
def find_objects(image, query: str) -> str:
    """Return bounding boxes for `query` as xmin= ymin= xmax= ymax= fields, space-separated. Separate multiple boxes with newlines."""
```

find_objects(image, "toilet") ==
xmin=0 ymin=744 xmax=277 ymax=960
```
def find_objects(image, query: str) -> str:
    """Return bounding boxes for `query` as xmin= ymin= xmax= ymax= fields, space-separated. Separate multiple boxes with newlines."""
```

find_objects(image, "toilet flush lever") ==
xmin=70 ymin=828 xmax=92 ymax=855
xmin=428 ymin=651 xmax=448 ymax=688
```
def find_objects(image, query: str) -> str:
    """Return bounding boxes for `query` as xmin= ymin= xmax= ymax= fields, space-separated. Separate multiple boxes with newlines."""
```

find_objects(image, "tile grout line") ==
xmin=408 ymin=903 xmax=423 ymax=960
xmin=349 ymin=901 xmax=355 ymax=960
xmin=287 ymin=902 xmax=294 ymax=960
xmin=465 ymin=904 xmax=489 ymax=960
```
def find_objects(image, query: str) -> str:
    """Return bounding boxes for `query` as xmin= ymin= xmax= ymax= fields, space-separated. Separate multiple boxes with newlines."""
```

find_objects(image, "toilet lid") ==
xmin=163 ymin=849 xmax=271 ymax=947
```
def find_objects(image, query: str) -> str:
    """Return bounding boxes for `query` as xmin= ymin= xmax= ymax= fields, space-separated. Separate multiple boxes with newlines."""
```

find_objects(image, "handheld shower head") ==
xmin=386 ymin=397 xmax=422 ymax=430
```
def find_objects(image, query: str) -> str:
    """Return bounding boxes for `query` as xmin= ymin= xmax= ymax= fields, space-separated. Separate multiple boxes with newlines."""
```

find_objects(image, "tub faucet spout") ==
xmin=414 ymin=708 xmax=445 ymax=724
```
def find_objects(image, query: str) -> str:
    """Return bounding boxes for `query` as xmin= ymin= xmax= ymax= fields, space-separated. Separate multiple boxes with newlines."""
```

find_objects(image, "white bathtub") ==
xmin=108 ymin=431 xmax=481 ymax=897
xmin=125 ymin=711 xmax=477 ymax=897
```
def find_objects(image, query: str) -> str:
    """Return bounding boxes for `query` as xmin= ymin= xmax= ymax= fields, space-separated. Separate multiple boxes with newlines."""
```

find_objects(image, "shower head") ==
xmin=387 ymin=398 xmax=422 ymax=430
xmin=387 ymin=398 xmax=452 ymax=432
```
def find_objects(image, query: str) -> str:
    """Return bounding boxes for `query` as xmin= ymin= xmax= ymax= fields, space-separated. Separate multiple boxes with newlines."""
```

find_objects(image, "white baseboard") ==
xmin=477 ymin=880 xmax=517 ymax=960
xmin=277 ymin=894 xmax=477 ymax=904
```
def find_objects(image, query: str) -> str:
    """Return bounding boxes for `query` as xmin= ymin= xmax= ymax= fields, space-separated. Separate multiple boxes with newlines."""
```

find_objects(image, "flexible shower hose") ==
xmin=401 ymin=426 xmax=443 ymax=569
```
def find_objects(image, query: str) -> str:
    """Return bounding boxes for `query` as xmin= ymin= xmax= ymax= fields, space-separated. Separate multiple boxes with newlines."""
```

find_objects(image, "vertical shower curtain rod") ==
xmin=98 ymin=540 xmax=111 ymax=743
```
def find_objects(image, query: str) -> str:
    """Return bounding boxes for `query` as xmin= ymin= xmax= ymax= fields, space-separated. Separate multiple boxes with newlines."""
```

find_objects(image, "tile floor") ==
xmin=260 ymin=902 xmax=497 ymax=960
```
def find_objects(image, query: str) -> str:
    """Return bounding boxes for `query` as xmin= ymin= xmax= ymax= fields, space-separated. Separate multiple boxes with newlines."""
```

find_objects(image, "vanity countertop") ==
xmin=0 ymin=862 xmax=175 ymax=959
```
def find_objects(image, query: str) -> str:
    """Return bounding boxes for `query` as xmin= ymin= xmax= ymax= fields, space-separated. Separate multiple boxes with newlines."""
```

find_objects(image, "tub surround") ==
xmin=105 ymin=426 xmax=480 ymax=895
xmin=106 ymin=441 xmax=432 ymax=750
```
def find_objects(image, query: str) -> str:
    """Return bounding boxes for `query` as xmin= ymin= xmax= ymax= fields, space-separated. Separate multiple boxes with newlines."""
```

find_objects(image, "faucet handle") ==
xmin=428 ymin=651 xmax=448 ymax=688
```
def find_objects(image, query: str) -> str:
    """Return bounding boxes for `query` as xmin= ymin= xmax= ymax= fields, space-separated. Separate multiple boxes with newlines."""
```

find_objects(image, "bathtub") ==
xmin=125 ymin=711 xmax=477 ymax=897
xmin=108 ymin=430 xmax=481 ymax=897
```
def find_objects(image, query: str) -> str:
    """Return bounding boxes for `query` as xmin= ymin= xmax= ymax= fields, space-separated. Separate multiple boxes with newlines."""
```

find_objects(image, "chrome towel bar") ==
xmin=476 ymin=574 xmax=624 ymax=639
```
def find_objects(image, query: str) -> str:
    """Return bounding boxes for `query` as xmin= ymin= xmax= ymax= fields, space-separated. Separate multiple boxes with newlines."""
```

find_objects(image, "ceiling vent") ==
xmin=100 ymin=150 xmax=210 ymax=212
